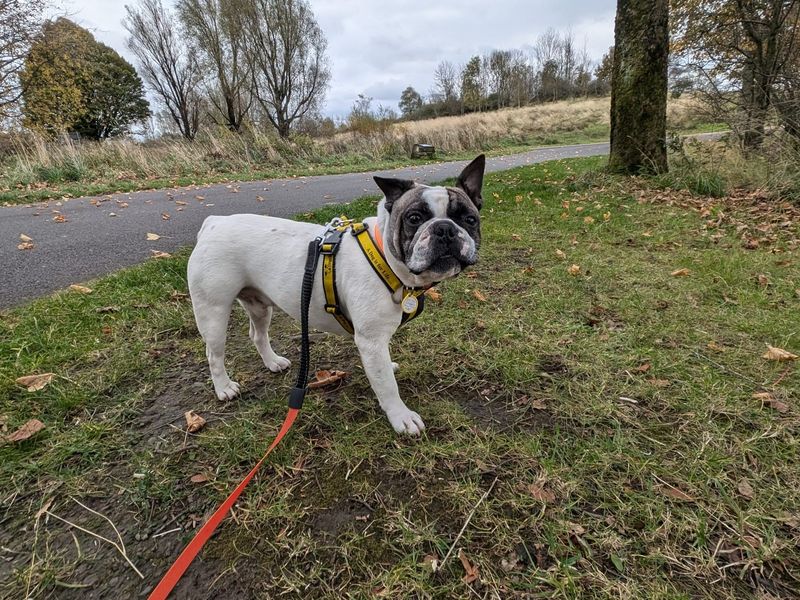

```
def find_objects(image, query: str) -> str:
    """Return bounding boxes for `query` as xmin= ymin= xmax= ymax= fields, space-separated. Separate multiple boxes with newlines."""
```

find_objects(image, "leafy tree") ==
xmin=0 ymin=0 xmax=48 ymax=120
xmin=672 ymin=0 xmax=800 ymax=149
xmin=460 ymin=56 xmax=483 ymax=112
xmin=608 ymin=0 xmax=669 ymax=174
xmin=21 ymin=18 xmax=149 ymax=138
xmin=398 ymin=86 xmax=422 ymax=117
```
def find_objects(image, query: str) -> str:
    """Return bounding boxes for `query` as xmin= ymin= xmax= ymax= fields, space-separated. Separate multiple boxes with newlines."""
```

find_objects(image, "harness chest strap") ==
xmin=321 ymin=221 xmax=426 ymax=334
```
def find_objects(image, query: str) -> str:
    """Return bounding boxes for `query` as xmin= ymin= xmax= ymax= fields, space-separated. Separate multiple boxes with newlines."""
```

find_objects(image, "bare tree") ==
xmin=240 ymin=0 xmax=330 ymax=138
xmin=178 ymin=0 xmax=251 ymax=131
xmin=433 ymin=60 xmax=459 ymax=109
xmin=0 ymin=0 xmax=47 ymax=121
xmin=124 ymin=0 xmax=203 ymax=140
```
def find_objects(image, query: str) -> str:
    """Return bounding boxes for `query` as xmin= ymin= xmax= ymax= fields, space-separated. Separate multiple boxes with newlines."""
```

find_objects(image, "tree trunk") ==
xmin=608 ymin=0 xmax=669 ymax=174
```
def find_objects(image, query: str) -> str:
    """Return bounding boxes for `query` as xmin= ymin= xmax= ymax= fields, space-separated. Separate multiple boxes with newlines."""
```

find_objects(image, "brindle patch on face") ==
xmin=386 ymin=185 xmax=481 ymax=276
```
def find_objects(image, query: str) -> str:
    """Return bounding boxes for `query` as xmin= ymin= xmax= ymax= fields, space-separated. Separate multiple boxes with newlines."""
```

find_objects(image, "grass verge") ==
xmin=1 ymin=157 xmax=798 ymax=598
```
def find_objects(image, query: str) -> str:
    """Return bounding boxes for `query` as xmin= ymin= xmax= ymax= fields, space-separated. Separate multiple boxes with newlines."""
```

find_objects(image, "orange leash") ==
xmin=147 ymin=408 xmax=300 ymax=600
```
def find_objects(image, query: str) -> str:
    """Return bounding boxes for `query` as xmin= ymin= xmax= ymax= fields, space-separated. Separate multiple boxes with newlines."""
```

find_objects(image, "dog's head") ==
xmin=374 ymin=154 xmax=485 ymax=284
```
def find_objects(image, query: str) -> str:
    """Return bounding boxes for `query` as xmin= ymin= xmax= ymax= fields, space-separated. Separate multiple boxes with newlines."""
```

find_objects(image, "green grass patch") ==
xmin=1 ymin=157 xmax=797 ymax=598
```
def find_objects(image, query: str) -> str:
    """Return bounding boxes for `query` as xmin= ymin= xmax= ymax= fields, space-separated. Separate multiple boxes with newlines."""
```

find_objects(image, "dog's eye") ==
xmin=463 ymin=215 xmax=478 ymax=226
xmin=407 ymin=213 xmax=423 ymax=226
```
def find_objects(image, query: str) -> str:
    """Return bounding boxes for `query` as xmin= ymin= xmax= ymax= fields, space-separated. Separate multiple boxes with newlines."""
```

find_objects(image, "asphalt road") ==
xmin=0 ymin=136 xmax=718 ymax=309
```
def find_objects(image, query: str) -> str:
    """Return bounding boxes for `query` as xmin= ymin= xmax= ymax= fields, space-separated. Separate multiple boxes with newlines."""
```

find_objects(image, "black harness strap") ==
xmin=288 ymin=238 xmax=322 ymax=410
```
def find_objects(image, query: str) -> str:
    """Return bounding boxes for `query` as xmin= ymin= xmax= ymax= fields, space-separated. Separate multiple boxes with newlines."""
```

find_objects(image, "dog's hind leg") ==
xmin=192 ymin=298 xmax=240 ymax=401
xmin=238 ymin=291 xmax=291 ymax=373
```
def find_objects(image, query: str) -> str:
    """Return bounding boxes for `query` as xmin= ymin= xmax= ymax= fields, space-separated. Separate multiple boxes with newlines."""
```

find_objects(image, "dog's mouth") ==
xmin=409 ymin=253 xmax=475 ymax=275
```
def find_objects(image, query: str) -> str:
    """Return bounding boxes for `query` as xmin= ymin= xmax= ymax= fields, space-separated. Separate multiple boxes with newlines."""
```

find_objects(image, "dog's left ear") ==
xmin=456 ymin=154 xmax=486 ymax=210
xmin=373 ymin=176 xmax=415 ymax=212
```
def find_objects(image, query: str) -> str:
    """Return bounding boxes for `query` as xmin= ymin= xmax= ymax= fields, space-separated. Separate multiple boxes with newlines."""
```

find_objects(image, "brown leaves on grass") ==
xmin=671 ymin=268 xmax=690 ymax=277
xmin=527 ymin=482 xmax=556 ymax=503
xmin=150 ymin=250 xmax=172 ymax=259
xmin=424 ymin=287 xmax=442 ymax=303
xmin=69 ymin=284 xmax=92 ymax=294
xmin=737 ymin=479 xmax=755 ymax=500
xmin=458 ymin=549 xmax=479 ymax=584
xmin=15 ymin=373 xmax=55 ymax=392
xmin=762 ymin=345 xmax=798 ymax=361
xmin=657 ymin=483 xmax=694 ymax=502
xmin=5 ymin=419 xmax=45 ymax=443
xmin=472 ymin=289 xmax=487 ymax=302
xmin=753 ymin=391 xmax=789 ymax=413
xmin=567 ymin=264 xmax=581 ymax=276
xmin=308 ymin=369 xmax=349 ymax=389
xmin=190 ymin=473 xmax=211 ymax=484
xmin=184 ymin=411 xmax=206 ymax=433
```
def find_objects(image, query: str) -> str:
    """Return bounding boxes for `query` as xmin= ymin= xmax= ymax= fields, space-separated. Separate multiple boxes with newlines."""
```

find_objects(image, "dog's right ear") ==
xmin=373 ymin=176 xmax=415 ymax=212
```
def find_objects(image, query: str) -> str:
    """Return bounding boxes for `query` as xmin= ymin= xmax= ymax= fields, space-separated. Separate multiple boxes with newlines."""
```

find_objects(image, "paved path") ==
xmin=0 ymin=135 xmax=719 ymax=308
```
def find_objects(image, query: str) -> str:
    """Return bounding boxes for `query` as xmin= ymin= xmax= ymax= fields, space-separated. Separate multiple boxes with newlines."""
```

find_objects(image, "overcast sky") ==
xmin=65 ymin=0 xmax=616 ymax=119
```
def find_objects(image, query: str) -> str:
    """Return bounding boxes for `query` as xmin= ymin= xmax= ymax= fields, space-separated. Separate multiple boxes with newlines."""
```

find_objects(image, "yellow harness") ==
xmin=319 ymin=218 xmax=427 ymax=335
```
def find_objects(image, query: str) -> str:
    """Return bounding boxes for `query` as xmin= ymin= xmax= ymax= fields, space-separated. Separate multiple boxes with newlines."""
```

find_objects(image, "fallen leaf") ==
xmin=146 ymin=233 xmax=161 ymax=241
xmin=150 ymin=250 xmax=172 ymax=259
xmin=458 ymin=549 xmax=479 ymax=584
xmin=161 ymin=212 xmax=170 ymax=220
xmin=17 ymin=241 xmax=34 ymax=250
xmin=658 ymin=483 xmax=694 ymax=501
xmin=753 ymin=392 xmax=789 ymax=413
xmin=53 ymin=214 xmax=67 ymax=223
xmin=256 ymin=195 xmax=264 ymax=202
xmin=190 ymin=473 xmax=210 ymax=484
xmin=195 ymin=195 xmax=205 ymax=201
xmin=472 ymin=289 xmax=487 ymax=302
xmin=648 ymin=378 xmax=671 ymax=388
xmin=707 ymin=341 xmax=726 ymax=353
xmin=69 ymin=284 xmax=92 ymax=294
xmin=35 ymin=497 xmax=54 ymax=520
xmin=757 ymin=273 xmax=769 ymax=287
xmin=108 ymin=212 xmax=117 ymax=217
xmin=424 ymin=288 xmax=442 ymax=302
xmin=527 ymin=482 xmax=556 ymax=503
xmin=308 ymin=369 xmax=349 ymax=389
xmin=15 ymin=373 xmax=55 ymax=392
xmin=175 ymin=200 xmax=187 ymax=206
xmin=184 ymin=410 xmax=207 ymax=433
xmin=95 ymin=306 xmax=119 ymax=313
xmin=635 ymin=363 xmax=651 ymax=373
xmin=555 ymin=249 xmax=566 ymax=259
xmin=737 ymin=479 xmax=754 ymax=500
xmin=568 ymin=264 xmax=581 ymax=276
xmin=762 ymin=345 xmax=798 ymax=361
xmin=5 ymin=419 xmax=45 ymax=443
xmin=466 ymin=271 xmax=479 ymax=279
xmin=422 ymin=554 xmax=439 ymax=572
xmin=511 ymin=233 xmax=521 ymax=240
xmin=583 ymin=216 xmax=595 ymax=224
xmin=671 ymin=268 xmax=690 ymax=277
xmin=476 ymin=319 xmax=486 ymax=330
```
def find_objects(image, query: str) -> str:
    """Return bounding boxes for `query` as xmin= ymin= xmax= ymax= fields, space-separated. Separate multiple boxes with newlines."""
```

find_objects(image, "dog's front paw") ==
xmin=387 ymin=408 xmax=425 ymax=436
xmin=265 ymin=355 xmax=291 ymax=373
xmin=214 ymin=380 xmax=240 ymax=401
xmin=391 ymin=362 xmax=399 ymax=373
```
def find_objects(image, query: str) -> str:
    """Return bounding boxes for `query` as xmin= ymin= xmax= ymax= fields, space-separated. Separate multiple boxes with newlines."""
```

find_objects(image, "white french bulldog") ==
xmin=187 ymin=155 xmax=485 ymax=435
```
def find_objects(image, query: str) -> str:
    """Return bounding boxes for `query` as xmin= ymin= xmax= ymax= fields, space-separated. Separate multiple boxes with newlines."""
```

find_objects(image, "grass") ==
xmin=1 ymin=157 xmax=799 ymax=598
xmin=0 ymin=95 xmax=722 ymax=207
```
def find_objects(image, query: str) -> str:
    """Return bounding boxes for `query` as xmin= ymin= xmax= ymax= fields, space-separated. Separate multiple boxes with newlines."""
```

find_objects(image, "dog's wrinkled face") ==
xmin=374 ymin=155 xmax=485 ymax=280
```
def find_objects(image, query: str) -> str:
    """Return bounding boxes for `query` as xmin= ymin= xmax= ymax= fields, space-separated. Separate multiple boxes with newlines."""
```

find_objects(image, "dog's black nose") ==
xmin=432 ymin=221 xmax=457 ymax=241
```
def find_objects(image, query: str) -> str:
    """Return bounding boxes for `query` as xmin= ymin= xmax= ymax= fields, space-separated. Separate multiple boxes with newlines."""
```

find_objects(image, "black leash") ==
xmin=288 ymin=238 xmax=322 ymax=410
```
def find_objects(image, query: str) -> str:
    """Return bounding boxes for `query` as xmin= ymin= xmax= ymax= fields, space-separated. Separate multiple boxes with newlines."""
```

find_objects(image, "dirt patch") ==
xmin=308 ymin=497 xmax=371 ymax=538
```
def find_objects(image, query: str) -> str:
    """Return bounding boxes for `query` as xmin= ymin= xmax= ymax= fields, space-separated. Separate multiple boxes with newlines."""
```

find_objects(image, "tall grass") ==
xmin=0 ymin=95 xmax=713 ymax=201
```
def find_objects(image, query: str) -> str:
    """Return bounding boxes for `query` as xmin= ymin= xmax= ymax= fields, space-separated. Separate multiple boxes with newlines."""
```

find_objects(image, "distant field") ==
xmin=0 ymin=96 xmax=720 ymax=205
